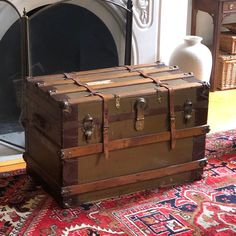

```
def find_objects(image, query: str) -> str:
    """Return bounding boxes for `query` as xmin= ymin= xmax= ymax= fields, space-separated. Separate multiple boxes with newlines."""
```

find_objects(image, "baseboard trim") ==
xmin=0 ymin=157 xmax=26 ymax=173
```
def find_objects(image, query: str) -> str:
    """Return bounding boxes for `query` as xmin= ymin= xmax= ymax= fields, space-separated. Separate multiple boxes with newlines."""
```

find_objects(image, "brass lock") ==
xmin=156 ymin=88 xmax=162 ymax=104
xmin=82 ymin=114 xmax=94 ymax=142
xmin=135 ymin=98 xmax=147 ymax=131
xmin=184 ymin=99 xmax=193 ymax=122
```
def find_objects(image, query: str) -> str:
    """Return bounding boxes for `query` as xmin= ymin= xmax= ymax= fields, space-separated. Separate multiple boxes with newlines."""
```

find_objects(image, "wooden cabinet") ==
xmin=191 ymin=0 xmax=236 ymax=91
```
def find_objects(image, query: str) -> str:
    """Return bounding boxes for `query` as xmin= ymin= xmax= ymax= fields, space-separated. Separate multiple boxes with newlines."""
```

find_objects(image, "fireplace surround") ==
xmin=0 ymin=0 xmax=160 ymax=150
xmin=3 ymin=0 xmax=160 ymax=65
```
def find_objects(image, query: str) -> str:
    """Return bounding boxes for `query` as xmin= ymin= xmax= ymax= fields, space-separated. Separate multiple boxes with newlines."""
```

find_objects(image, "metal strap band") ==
xmin=124 ymin=65 xmax=134 ymax=72
xmin=64 ymin=73 xmax=110 ymax=160
xmin=138 ymin=71 xmax=176 ymax=149
xmin=91 ymin=92 xmax=110 ymax=160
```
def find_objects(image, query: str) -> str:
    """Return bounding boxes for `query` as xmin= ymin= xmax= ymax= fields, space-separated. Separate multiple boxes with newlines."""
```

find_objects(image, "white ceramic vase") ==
xmin=169 ymin=36 xmax=212 ymax=83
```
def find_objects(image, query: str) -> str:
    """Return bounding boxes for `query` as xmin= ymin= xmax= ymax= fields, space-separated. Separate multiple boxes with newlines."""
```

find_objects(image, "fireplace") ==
xmin=0 ymin=0 xmax=160 ymax=152
xmin=29 ymin=3 xmax=119 ymax=76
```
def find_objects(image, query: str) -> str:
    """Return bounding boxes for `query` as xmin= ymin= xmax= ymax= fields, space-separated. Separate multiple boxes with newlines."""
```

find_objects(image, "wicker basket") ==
xmin=220 ymin=32 xmax=236 ymax=54
xmin=217 ymin=52 xmax=236 ymax=90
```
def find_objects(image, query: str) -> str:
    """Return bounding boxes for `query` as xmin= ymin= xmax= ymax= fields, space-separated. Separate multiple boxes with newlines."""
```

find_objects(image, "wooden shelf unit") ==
xmin=191 ymin=0 xmax=236 ymax=91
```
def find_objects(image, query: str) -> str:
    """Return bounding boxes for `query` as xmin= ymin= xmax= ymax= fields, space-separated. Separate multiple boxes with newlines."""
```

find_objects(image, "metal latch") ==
xmin=114 ymin=94 xmax=121 ymax=109
xmin=82 ymin=114 xmax=94 ymax=142
xmin=184 ymin=99 xmax=193 ymax=122
xmin=200 ymin=81 xmax=210 ymax=99
xmin=156 ymin=88 xmax=162 ymax=104
xmin=135 ymin=98 xmax=147 ymax=131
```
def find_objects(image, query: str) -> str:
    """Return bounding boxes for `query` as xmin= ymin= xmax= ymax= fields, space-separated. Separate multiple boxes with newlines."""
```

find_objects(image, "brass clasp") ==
xmin=82 ymin=114 xmax=94 ymax=142
xmin=156 ymin=88 xmax=162 ymax=103
xmin=135 ymin=98 xmax=147 ymax=131
xmin=184 ymin=99 xmax=193 ymax=122
xmin=114 ymin=94 xmax=121 ymax=109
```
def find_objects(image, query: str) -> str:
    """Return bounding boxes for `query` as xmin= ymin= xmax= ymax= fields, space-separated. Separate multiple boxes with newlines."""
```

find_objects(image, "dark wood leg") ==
xmin=191 ymin=8 xmax=198 ymax=35
xmin=210 ymin=11 xmax=222 ymax=91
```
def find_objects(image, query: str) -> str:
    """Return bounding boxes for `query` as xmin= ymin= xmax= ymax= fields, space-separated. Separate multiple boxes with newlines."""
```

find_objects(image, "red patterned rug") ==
xmin=0 ymin=130 xmax=236 ymax=235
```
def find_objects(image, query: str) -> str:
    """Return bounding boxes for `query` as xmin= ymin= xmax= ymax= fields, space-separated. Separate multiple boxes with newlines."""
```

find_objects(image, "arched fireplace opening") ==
xmin=29 ymin=3 xmax=119 ymax=76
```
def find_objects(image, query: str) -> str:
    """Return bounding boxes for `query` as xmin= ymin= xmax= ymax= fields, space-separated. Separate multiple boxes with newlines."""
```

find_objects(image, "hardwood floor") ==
xmin=208 ymin=89 xmax=236 ymax=133
xmin=0 ymin=89 xmax=235 ymax=173
xmin=0 ymin=141 xmax=25 ymax=173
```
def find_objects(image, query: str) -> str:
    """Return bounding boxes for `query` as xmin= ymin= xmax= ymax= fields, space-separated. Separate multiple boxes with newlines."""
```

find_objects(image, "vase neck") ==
xmin=184 ymin=36 xmax=202 ymax=46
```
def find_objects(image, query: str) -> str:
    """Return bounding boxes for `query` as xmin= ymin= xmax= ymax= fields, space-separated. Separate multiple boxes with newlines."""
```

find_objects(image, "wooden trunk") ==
xmin=23 ymin=62 xmax=210 ymax=208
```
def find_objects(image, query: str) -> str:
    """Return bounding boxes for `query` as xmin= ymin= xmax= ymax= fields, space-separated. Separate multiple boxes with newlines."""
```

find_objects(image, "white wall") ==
xmin=0 ymin=2 xmax=20 ymax=40
xmin=158 ymin=0 xmax=191 ymax=64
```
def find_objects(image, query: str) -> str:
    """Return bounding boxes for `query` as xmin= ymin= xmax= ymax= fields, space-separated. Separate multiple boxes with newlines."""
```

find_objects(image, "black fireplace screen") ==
xmin=0 ymin=0 xmax=132 ymax=149
xmin=29 ymin=3 xmax=119 ymax=76
xmin=0 ymin=1 xmax=23 ymax=137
